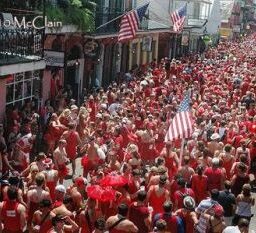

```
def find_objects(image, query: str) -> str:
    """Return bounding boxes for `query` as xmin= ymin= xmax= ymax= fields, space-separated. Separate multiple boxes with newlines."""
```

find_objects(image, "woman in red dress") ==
xmin=220 ymin=144 xmax=235 ymax=180
xmin=191 ymin=166 xmax=208 ymax=204
xmin=44 ymin=113 xmax=67 ymax=154
xmin=161 ymin=143 xmax=179 ymax=180
xmin=62 ymin=123 xmax=81 ymax=176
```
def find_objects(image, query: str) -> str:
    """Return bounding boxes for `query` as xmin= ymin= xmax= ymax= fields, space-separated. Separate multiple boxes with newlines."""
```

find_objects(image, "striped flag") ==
xmin=118 ymin=3 xmax=149 ymax=42
xmin=171 ymin=4 xmax=187 ymax=32
xmin=165 ymin=90 xmax=193 ymax=142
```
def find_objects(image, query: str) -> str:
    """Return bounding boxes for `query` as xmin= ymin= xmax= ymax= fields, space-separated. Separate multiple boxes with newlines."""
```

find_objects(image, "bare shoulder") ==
xmin=18 ymin=203 xmax=26 ymax=212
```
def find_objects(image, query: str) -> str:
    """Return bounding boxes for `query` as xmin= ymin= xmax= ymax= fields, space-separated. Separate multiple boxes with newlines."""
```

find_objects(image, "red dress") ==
xmin=65 ymin=131 xmax=78 ymax=160
xmin=2 ymin=200 xmax=22 ymax=233
xmin=191 ymin=174 xmax=208 ymax=203
xmin=148 ymin=186 xmax=167 ymax=216
xmin=38 ymin=218 xmax=52 ymax=233
xmin=204 ymin=167 xmax=222 ymax=191
xmin=165 ymin=156 xmax=178 ymax=179
xmin=222 ymin=157 xmax=234 ymax=180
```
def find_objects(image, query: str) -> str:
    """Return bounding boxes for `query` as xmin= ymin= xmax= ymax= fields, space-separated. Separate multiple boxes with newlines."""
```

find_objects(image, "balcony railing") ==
xmin=95 ymin=11 xmax=123 ymax=34
xmin=0 ymin=28 xmax=44 ymax=65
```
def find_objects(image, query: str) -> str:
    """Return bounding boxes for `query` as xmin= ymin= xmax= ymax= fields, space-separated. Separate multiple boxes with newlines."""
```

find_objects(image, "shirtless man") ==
xmin=106 ymin=203 xmax=138 ymax=232
xmin=52 ymin=195 xmax=74 ymax=218
xmin=82 ymin=137 xmax=101 ymax=177
xmin=177 ymin=156 xmax=195 ymax=185
xmin=67 ymin=176 xmax=87 ymax=210
xmin=43 ymin=158 xmax=59 ymax=200
xmin=27 ymin=173 xmax=51 ymax=227
xmin=147 ymin=166 xmax=170 ymax=189
xmin=21 ymin=152 xmax=47 ymax=177
xmin=207 ymin=133 xmax=224 ymax=155
xmin=53 ymin=139 xmax=69 ymax=184
xmin=32 ymin=199 xmax=56 ymax=233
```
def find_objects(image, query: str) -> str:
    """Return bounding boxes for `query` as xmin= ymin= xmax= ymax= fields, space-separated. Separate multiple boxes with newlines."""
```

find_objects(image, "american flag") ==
xmin=171 ymin=4 xmax=187 ymax=32
xmin=165 ymin=90 xmax=193 ymax=142
xmin=118 ymin=3 xmax=149 ymax=42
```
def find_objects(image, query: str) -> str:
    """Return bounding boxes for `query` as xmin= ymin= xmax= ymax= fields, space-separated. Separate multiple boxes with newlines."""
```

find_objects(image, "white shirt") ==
xmin=222 ymin=226 xmax=241 ymax=233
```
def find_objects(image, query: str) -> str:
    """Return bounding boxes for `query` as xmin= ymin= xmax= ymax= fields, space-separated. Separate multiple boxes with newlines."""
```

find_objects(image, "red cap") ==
xmin=75 ymin=177 xmax=87 ymax=187
xmin=213 ymin=205 xmax=224 ymax=217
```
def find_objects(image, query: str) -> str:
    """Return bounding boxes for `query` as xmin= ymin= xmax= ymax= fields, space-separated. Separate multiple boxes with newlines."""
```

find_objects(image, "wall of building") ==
xmin=128 ymin=33 xmax=159 ymax=70
xmin=0 ymin=79 xmax=7 ymax=122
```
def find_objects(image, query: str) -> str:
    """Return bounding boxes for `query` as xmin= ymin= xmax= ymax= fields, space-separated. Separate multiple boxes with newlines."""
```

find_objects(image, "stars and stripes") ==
xmin=118 ymin=3 xmax=149 ymax=42
xmin=165 ymin=90 xmax=193 ymax=142
xmin=171 ymin=4 xmax=187 ymax=32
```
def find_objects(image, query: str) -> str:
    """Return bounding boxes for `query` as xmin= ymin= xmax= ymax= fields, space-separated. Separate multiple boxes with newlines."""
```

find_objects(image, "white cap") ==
xmin=212 ymin=158 xmax=220 ymax=166
xmin=55 ymin=185 xmax=66 ymax=193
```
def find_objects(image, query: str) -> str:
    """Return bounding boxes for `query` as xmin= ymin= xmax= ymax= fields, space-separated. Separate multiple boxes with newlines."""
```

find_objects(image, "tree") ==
xmin=45 ymin=0 xmax=96 ymax=32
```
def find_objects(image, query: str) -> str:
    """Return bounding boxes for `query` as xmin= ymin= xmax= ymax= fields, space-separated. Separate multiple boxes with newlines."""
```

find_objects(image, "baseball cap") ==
xmin=55 ymin=185 xmax=66 ymax=193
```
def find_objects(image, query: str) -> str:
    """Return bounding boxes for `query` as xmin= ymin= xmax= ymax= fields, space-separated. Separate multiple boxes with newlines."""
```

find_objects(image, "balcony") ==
xmin=0 ymin=27 xmax=44 ymax=66
xmin=95 ymin=10 xmax=124 ymax=34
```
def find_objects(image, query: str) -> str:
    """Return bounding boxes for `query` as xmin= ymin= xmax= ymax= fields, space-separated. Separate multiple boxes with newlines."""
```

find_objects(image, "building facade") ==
xmin=0 ymin=11 xmax=45 ymax=121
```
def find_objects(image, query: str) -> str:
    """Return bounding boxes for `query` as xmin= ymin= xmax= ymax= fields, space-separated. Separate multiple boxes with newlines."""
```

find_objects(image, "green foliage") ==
xmin=70 ymin=0 xmax=82 ymax=8
xmin=46 ymin=5 xmax=66 ymax=22
xmin=45 ymin=0 xmax=96 ymax=32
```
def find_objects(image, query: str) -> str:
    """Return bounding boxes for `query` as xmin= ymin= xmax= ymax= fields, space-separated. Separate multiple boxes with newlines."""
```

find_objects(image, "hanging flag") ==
xmin=118 ymin=3 xmax=149 ymax=42
xmin=165 ymin=90 xmax=193 ymax=142
xmin=171 ymin=4 xmax=187 ymax=33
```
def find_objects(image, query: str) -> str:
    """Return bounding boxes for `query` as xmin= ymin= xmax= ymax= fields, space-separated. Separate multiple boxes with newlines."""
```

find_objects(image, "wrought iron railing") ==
xmin=0 ymin=28 xmax=44 ymax=65
xmin=95 ymin=10 xmax=149 ymax=34
xmin=95 ymin=11 xmax=124 ymax=33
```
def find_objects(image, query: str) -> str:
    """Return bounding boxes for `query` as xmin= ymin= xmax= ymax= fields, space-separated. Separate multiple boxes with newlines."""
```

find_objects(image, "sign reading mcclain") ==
xmin=0 ymin=16 xmax=62 ymax=29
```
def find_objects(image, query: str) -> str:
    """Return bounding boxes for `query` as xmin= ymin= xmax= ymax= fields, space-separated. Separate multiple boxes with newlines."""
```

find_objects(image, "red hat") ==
xmin=75 ymin=177 xmax=87 ymax=187
xmin=43 ymin=158 xmax=53 ymax=168
xmin=213 ymin=205 xmax=224 ymax=217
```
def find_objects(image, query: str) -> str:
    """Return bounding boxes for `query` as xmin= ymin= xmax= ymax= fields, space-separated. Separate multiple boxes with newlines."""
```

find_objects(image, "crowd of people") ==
xmin=0 ymin=33 xmax=256 ymax=233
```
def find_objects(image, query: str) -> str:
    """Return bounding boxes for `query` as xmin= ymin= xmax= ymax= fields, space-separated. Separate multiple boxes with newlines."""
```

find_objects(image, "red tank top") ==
xmin=149 ymin=186 xmax=167 ymax=214
xmin=2 ymin=200 xmax=21 ymax=232
xmin=65 ymin=131 xmax=78 ymax=157
xmin=39 ymin=218 xmax=52 ymax=233
xmin=222 ymin=158 xmax=233 ymax=180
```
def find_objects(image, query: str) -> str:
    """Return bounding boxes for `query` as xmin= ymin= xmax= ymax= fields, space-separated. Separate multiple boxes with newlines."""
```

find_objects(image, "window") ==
xmin=6 ymin=70 xmax=41 ymax=107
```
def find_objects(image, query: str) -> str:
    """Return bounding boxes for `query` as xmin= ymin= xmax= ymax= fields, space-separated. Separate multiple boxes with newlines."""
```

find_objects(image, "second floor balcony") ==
xmin=0 ymin=27 xmax=44 ymax=66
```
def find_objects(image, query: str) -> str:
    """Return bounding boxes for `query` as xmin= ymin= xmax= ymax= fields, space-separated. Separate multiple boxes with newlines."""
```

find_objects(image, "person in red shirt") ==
xmin=204 ymin=158 xmax=225 ymax=191
xmin=0 ymin=186 xmax=27 ymax=233
xmin=32 ymin=199 xmax=55 ymax=233
xmin=191 ymin=166 xmax=209 ymax=204
xmin=129 ymin=190 xmax=151 ymax=233
xmin=62 ymin=123 xmax=81 ymax=177
xmin=147 ymin=175 xmax=170 ymax=217
xmin=173 ymin=178 xmax=195 ymax=210
xmin=175 ymin=196 xmax=198 ymax=233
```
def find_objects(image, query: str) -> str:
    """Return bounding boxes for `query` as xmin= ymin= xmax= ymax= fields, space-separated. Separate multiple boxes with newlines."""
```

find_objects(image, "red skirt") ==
xmin=54 ymin=164 xmax=69 ymax=178
xmin=81 ymin=156 xmax=100 ymax=173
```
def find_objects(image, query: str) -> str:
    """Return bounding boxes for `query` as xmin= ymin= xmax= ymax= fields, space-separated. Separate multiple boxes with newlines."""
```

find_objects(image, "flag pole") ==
xmin=95 ymin=2 xmax=150 ymax=31
xmin=179 ymin=138 xmax=185 ymax=167
xmin=173 ymin=33 xmax=177 ymax=58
